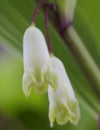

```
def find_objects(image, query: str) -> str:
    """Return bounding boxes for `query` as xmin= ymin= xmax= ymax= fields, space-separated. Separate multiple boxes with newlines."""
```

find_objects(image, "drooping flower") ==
xmin=48 ymin=56 xmax=80 ymax=127
xmin=22 ymin=25 xmax=56 ymax=96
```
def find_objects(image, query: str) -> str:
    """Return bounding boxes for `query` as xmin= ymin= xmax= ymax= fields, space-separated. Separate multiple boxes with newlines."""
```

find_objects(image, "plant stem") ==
xmin=44 ymin=4 xmax=53 ymax=54
xmin=62 ymin=25 xmax=100 ymax=99
xmin=32 ymin=1 xmax=44 ymax=23
xmin=31 ymin=2 xmax=54 ymax=54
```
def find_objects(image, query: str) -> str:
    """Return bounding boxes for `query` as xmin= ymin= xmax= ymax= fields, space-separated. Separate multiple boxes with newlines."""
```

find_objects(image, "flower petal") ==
xmin=22 ymin=73 xmax=33 ymax=97
xmin=49 ymin=103 xmax=56 ymax=127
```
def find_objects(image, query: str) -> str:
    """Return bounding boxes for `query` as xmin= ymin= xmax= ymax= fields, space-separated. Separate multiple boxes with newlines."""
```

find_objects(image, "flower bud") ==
xmin=55 ymin=0 xmax=77 ymax=24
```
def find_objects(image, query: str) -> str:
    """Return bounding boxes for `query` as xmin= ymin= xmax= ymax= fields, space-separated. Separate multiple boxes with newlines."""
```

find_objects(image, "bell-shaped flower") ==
xmin=22 ymin=25 xmax=56 ymax=96
xmin=48 ymin=56 xmax=80 ymax=127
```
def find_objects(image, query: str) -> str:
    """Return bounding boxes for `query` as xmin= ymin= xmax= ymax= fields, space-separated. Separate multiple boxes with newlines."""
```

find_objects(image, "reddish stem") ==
xmin=44 ymin=4 xmax=53 ymax=54
xmin=32 ymin=2 xmax=55 ymax=53
xmin=32 ymin=1 xmax=44 ymax=23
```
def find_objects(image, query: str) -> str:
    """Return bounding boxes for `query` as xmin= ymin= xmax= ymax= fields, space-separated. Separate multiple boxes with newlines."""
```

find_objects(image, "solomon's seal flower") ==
xmin=22 ymin=1 xmax=80 ymax=127
xmin=22 ymin=25 xmax=56 ymax=96
xmin=48 ymin=56 xmax=80 ymax=127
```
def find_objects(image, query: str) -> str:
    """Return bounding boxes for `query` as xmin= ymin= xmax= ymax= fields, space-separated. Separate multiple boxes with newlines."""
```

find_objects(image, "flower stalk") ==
xmin=32 ymin=1 xmax=54 ymax=54
xmin=32 ymin=1 xmax=44 ymax=23
xmin=44 ymin=4 xmax=53 ymax=54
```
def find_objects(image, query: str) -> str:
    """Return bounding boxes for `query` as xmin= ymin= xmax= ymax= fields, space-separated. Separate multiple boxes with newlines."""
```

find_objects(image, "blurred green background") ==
xmin=0 ymin=0 xmax=100 ymax=130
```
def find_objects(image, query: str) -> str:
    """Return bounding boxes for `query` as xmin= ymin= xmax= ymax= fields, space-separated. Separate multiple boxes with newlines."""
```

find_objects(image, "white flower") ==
xmin=48 ymin=56 xmax=80 ymax=127
xmin=22 ymin=25 xmax=56 ymax=96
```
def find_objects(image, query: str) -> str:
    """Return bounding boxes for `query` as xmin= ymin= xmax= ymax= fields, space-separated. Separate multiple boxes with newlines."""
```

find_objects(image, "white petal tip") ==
xmin=50 ymin=123 xmax=54 ymax=128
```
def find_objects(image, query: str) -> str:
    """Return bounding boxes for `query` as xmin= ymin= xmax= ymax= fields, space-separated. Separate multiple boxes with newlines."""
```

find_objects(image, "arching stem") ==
xmin=44 ymin=4 xmax=53 ymax=54
xmin=32 ymin=1 xmax=44 ymax=23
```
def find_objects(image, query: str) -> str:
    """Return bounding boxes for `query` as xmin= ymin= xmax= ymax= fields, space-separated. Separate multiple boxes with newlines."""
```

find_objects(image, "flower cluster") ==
xmin=22 ymin=25 xmax=80 ymax=127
